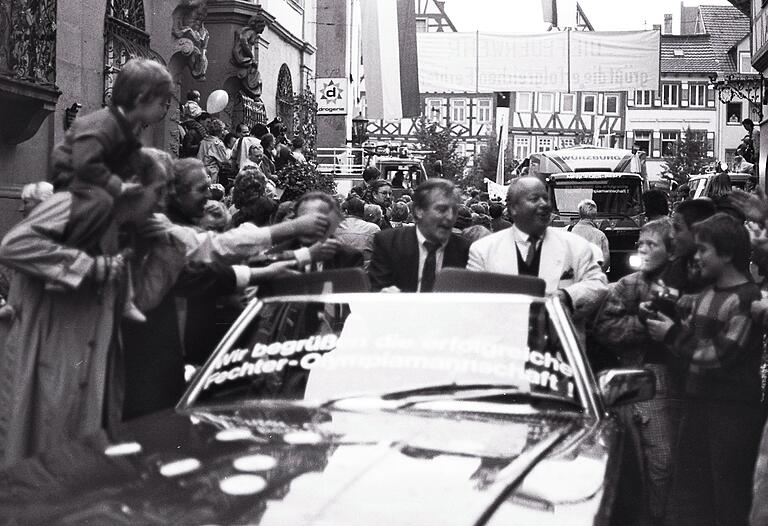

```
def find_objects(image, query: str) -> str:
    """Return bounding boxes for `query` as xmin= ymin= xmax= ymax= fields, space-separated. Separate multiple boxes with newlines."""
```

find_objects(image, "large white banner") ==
xmin=417 ymin=32 xmax=478 ymax=93
xmin=478 ymin=33 xmax=569 ymax=92
xmin=418 ymin=31 xmax=660 ymax=93
xmin=569 ymin=31 xmax=660 ymax=91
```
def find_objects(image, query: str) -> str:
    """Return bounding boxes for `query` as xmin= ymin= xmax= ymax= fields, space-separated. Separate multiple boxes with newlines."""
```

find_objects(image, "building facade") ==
xmin=507 ymin=91 xmax=627 ymax=160
xmin=366 ymin=92 xmax=494 ymax=162
xmin=625 ymin=5 xmax=752 ymax=179
xmin=0 ymin=0 xmax=316 ymax=234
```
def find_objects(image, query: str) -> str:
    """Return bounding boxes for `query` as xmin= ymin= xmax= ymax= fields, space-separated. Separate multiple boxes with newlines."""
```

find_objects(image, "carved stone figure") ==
xmin=172 ymin=0 xmax=209 ymax=80
xmin=231 ymin=15 xmax=267 ymax=99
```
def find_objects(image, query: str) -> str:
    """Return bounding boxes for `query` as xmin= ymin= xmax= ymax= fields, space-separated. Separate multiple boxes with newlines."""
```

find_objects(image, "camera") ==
xmin=648 ymin=288 xmax=678 ymax=321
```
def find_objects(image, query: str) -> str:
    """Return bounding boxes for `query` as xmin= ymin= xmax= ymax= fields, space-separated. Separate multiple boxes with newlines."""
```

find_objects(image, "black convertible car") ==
xmin=0 ymin=270 xmax=653 ymax=525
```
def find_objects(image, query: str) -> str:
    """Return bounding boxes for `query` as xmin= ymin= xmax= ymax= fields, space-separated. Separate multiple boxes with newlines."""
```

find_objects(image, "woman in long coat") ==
xmin=0 ymin=148 xmax=169 ymax=467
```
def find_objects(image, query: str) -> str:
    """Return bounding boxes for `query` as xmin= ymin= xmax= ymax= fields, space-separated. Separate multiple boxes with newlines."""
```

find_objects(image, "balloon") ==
xmin=206 ymin=89 xmax=229 ymax=114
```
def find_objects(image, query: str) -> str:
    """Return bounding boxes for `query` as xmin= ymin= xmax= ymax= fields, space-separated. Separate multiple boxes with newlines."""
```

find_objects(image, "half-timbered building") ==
xmin=506 ymin=91 xmax=627 ymax=160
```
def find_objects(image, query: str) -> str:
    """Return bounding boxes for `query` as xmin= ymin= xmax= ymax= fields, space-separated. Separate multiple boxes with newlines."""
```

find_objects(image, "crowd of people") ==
xmin=3 ymin=58 xmax=768 ymax=525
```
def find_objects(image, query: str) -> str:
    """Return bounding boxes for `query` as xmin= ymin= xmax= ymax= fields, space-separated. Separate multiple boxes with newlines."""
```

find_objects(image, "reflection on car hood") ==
xmin=0 ymin=405 xmax=582 ymax=525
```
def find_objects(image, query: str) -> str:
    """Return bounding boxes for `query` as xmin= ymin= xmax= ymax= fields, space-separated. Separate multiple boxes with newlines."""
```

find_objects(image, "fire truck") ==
xmin=528 ymin=146 xmax=648 ymax=280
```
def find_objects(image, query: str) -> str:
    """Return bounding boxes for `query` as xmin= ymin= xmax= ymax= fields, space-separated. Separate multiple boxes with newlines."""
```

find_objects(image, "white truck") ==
xmin=528 ymin=146 xmax=648 ymax=280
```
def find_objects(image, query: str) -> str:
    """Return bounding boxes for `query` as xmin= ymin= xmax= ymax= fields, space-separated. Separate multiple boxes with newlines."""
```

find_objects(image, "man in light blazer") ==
xmin=467 ymin=177 xmax=607 ymax=320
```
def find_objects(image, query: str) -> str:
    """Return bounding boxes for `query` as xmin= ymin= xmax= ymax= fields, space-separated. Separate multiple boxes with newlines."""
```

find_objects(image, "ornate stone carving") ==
xmin=0 ymin=0 xmax=57 ymax=85
xmin=231 ymin=15 xmax=266 ymax=99
xmin=0 ymin=0 xmax=60 ymax=144
xmin=172 ymin=0 xmax=209 ymax=80
xmin=229 ymin=14 xmax=268 ymax=129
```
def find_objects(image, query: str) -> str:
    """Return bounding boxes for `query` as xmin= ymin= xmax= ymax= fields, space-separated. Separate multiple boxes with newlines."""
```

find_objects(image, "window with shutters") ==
xmin=662 ymin=84 xmax=679 ymax=107
xmin=635 ymin=90 xmax=653 ymax=107
xmin=561 ymin=93 xmax=575 ymax=113
xmin=451 ymin=98 xmax=468 ymax=124
xmin=740 ymin=51 xmax=756 ymax=74
xmin=426 ymin=98 xmax=443 ymax=122
xmin=661 ymin=131 xmax=679 ymax=156
xmin=516 ymin=92 xmax=532 ymax=113
xmin=537 ymin=137 xmax=554 ymax=151
xmin=633 ymin=130 xmax=651 ymax=154
xmin=538 ymin=93 xmax=554 ymax=113
xmin=476 ymin=98 xmax=492 ymax=123
xmin=582 ymin=94 xmax=596 ymax=114
xmin=560 ymin=137 xmax=575 ymax=149
xmin=689 ymin=84 xmax=707 ymax=107
xmin=514 ymin=136 xmax=530 ymax=159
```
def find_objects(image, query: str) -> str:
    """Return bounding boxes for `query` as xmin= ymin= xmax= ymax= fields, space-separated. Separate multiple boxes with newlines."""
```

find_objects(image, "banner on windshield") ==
xmin=418 ymin=30 xmax=660 ymax=93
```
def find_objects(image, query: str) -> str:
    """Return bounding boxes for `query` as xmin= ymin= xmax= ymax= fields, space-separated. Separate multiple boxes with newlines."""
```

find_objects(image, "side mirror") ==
xmin=597 ymin=369 xmax=655 ymax=407
xmin=184 ymin=364 xmax=200 ymax=384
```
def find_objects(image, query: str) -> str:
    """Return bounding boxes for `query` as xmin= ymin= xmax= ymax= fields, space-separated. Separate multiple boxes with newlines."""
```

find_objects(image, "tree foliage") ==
xmin=275 ymin=162 xmax=336 ymax=202
xmin=661 ymin=127 xmax=712 ymax=184
xmin=469 ymin=129 xmax=519 ymax=188
xmin=412 ymin=116 xmax=468 ymax=183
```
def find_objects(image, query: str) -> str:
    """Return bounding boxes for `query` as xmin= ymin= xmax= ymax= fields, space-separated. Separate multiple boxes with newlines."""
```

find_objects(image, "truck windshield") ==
xmin=550 ymin=177 xmax=643 ymax=216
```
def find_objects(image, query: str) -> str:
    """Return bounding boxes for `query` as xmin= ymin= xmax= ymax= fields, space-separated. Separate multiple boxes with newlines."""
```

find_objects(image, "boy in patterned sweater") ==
xmin=647 ymin=213 xmax=763 ymax=526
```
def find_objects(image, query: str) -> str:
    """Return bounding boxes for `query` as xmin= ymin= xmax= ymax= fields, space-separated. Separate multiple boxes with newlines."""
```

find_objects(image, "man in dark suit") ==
xmin=368 ymin=178 xmax=470 ymax=292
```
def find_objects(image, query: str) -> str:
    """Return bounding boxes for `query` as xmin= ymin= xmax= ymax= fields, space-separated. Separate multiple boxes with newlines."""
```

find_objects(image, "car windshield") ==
xmin=188 ymin=295 xmax=581 ymax=409
xmin=550 ymin=176 xmax=643 ymax=216
xmin=381 ymin=164 xmax=425 ymax=189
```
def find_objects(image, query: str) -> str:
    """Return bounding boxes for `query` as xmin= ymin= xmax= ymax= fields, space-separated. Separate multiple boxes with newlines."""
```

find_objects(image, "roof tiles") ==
xmin=698 ymin=5 xmax=750 ymax=74
xmin=661 ymin=34 xmax=717 ymax=74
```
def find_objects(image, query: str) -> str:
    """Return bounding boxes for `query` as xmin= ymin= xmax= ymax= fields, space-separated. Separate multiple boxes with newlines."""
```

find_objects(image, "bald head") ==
xmin=507 ymin=177 xmax=547 ymax=206
xmin=506 ymin=176 xmax=551 ymax=236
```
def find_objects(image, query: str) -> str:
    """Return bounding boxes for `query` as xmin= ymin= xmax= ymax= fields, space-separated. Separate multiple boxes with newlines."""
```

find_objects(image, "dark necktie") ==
xmin=421 ymin=241 xmax=440 ymax=293
xmin=526 ymin=235 xmax=540 ymax=267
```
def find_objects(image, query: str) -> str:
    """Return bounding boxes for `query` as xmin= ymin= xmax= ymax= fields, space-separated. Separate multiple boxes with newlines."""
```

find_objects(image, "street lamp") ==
xmin=351 ymin=113 xmax=369 ymax=146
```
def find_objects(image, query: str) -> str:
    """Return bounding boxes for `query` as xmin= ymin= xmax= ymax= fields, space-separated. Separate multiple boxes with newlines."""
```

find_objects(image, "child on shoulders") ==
xmin=47 ymin=58 xmax=174 ymax=322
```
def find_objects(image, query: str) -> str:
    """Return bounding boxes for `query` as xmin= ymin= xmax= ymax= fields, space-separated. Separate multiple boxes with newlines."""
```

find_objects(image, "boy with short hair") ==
xmin=664 ymin=198 xmax=716 ymax=294
xmin=594 ymin=218 xmax=678 ymax=523
xmin=647 ymin=213 xmax=763 ymax=526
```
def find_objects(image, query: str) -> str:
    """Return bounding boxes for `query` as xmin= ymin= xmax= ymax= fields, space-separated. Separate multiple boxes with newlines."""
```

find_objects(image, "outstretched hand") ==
xmin=731 ymin=187 xmax=768 ymax=224
xmin=249 ymin=260 xmax=299 ymax=284
xmin=290 ymin=212 xmax=330 ymax=239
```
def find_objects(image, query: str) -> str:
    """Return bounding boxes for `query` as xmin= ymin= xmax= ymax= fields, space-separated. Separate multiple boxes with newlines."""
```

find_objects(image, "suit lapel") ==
xmin=493 ymin=230 xmax=519 ymax=275
xmin=402 ymin=227 xmax=420 ymax=292
xmin=538 ymin=229 xmax=565 ymax=292
xmin=443 ymin=235 xmax=463 ymax=267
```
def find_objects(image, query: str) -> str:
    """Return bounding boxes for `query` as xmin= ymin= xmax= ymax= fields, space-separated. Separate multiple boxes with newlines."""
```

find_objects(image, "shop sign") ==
xmin=316 ymin=78 xmax=347 ymax=115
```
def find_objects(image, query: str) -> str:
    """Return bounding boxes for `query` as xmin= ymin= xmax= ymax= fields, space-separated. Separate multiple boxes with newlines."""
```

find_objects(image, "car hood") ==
xmin=0 ymin=404 xmax=584 ymax=525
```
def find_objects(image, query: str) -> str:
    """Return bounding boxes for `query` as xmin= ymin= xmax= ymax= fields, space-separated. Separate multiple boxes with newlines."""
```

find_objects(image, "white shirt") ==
xmin=510 ymin=224 xmax=543 ymax=262
xmin=416 ymin=227 xmax=447 ymax=292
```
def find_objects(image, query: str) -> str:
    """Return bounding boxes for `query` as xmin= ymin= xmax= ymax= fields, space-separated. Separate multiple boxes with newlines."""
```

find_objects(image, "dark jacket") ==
xmin=368 ymin=226 xmax=471 ymax=292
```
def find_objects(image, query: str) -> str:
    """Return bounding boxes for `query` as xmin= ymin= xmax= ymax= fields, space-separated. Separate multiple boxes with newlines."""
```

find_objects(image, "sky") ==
xmin=444 ymin=0 xmax=735 ymax=34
